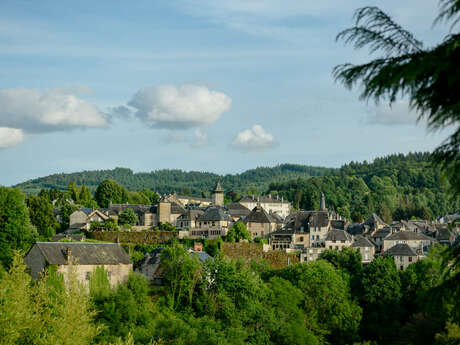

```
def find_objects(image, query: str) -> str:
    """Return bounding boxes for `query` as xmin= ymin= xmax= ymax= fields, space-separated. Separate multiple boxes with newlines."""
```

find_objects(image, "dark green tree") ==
xmin=94 ymin=179 xmax=129 ymax=208
xmin=359 ymin=256 xmax=403 ymax=341
xmin=334 ymin=1 xmax=460 ymax=195
xmin=26 ymin=195 xmax=59 ymax=239
xmin=0 ymin=187 xmax=36 ymax=267
xmin=226 ymin=222 xmax=251 ymax=242
xmin=118 ymin=208 xmax=138 ymax=226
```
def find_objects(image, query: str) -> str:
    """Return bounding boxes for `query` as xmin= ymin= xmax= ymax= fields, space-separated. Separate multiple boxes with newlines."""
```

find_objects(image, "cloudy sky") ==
xmin=0 ymin=0 xmax=452 ymax=186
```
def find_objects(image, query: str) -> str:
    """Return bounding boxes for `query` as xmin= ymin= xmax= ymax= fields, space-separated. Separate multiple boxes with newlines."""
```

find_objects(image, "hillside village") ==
xmin=25 ymin=181 xmax=459 ymax=287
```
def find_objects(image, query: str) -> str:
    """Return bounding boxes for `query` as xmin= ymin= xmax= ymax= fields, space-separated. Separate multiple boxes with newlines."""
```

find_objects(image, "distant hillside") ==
xmin=268 ymin=152 xmax=459 ymax=220
xmin=15 ymin=164 xmax=334 ymax=196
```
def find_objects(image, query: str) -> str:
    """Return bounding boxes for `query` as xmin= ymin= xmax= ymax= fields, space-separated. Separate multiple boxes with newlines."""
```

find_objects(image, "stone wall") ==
xmin=88 ymin=231 xmax=177 ymax=244
xmin=57 ymin=263 xmax=132 ymax=287
xmin=222 ymin=242 xmax=299 ymax=269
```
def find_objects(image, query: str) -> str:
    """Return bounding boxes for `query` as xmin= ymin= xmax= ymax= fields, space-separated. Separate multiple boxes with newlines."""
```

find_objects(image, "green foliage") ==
xmin=0 ymin=254 xmax=100 ymax=345
xmin=0 ymin=187 xmax=36 ymax=267
xmin=226 ymin=221 xmax=251 ymax=242
xmin=118 ymin=208 xmax=139 ymax=226
xmin=16 ymin=165 xmax=332 ymax=196
xmin=269 ymin=153 xmax=459 ymax=220
xmin=27 ymin=195 xmax=59 ymax=239
xmin=269 ymin=261 xmax=362 ymax=344
xmin=59 ymin=201 xmax=79 ymax=231
xmin=334 ymin=3 xmax=460 ymax=196
xmin=160 ymin=245 xmax=202 ymax=310
xmin=94 ymin=179 xmax=129 ymax=208
xmin=435 ymin=323 xmax=460 ymax=345
xmin=359 ymin=256 xmax=402 ymax=341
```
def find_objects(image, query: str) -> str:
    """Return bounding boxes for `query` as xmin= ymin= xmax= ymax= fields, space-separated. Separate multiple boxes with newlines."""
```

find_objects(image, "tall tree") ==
xmin=334 ymin=1 xmax=460 ymax=195
xmin=27 ymin=195 xmax=59 ymax=239
xmin=226 ymin=222 xmax=251 ymax=242
xmin=0 ymin=187 xmax=36 ymax=267
xmin=94 ymin=179 xmax=129 ymax=208
xmin=118 ymin=208 xmax=139 ymax=226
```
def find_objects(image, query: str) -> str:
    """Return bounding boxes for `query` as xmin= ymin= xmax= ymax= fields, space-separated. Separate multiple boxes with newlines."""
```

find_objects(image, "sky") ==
xmin=0 ymin=0 xmax=453 ymax=186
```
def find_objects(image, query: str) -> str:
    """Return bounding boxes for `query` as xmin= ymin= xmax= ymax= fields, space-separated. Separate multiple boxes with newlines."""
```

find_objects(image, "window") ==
xmin=341 ymin=240 xmax=345 ymax=243
xmin=86 ymin=272 xmax=91 ymax=280
xmin=312 ymin=236 xmax=314 ymax=240
xmin=365 ymin=247 xmax=369 ymax=251
xmin=316 ymin=235 xmax=319 ymax=240
xmin=329 ymin=246 xmax=332 ymax=249
xmin=333 ymin=240 xmax=336 ymax=243
xmin=299 ymin=236 xmax=304 ymax=242
xmin=107 ymin=271 xmax=111 ymax=280
xmin=365 ymin=254 xmax=369 ymax=260
xmin=212 ymin=221 xmax=215 ymax=226
xmin=408 ymin=257 xmax=412 ymax=262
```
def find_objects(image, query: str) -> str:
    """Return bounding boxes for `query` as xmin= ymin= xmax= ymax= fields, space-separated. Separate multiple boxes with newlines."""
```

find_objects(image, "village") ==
xmin=24 ymin=182 xmax=460 ymax=287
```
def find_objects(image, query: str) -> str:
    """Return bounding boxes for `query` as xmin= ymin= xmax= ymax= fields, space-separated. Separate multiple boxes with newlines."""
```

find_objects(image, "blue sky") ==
xmin=0 ymin=0 xmax=452 ymax=186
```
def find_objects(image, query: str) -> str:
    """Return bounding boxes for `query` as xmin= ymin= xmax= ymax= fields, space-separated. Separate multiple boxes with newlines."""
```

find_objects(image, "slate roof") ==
xmin=270 ymin=212 xmax=284 ymax=224
xmin=364 ymin=213 xmax=387 ymax=227
xmin=190 ymin=250 xmax=213 ymax=262
xmin=346 ymin=223 xmax=367 ymax=235
xmin=177 ymin=209 xmax=204 ymax=221
xmin=243 ymin=205 xmax=275 ymax=224
xmin=226 ymin=203 xmax=251 ymax=217
xmin=79 ymin=208 xmax=93 ymax=216
xmin=32 ymin=242 xmax=132 ymax=265
xmin=351 ymin=235 xmax=375 ymax=248
xmin=197 ymin=207 xmax=233 ymax=222
xmin=138 ymin=248 xmax=163 ymax=266
xmin=385 ymin=231 xmax=434 ymax=241
xmin=284 ymin=211 xmax=331 ymax=230
xmin=325 ymin=229 xmax=352 ymax=242
xmin=371 ymin=228 xmax=391 ymax=239
xmin=382 ymin=243 xmax=417 ymax=257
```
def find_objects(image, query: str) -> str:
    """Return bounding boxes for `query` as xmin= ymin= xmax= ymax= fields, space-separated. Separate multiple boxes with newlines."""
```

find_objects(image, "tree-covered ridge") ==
xmin=14 ymin=164 xmax=333 ymax=196
xmin=268 ymin=152 xmax=459 ymax=221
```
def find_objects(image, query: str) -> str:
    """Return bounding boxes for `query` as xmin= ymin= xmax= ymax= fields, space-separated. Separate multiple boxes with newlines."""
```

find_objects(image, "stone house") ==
xmin=383 ymin=231 xmax=436 ymax=253
xmin=300 ymin=247 xmax=327 ymax=262
xmin=380 ymin=243 xmax=423 ymax=270
xmin=25 ymin=242 xmax=132 ymax=286
xmin=370 ymin=227 xmax=391 ymax=252
xmin=190 ymin=207 xmax=233 ymax=238
xmin=176 ymin=209 xmax=204 ymax=229
xmin=269 ymin=228 xmax=310 ymax=251
xmin=364 ymin=213 xmax=388 ymax=234
xmin=324 ymin=229 xmax=353 ymax=250
xmin=69 ymin=208 xmax=109 ymax=230
xmin=243 ymin=204 xmax=279 ymax=239
xmin=239 ymin=194 xmax=291 ymax=218
xmin=225 ymin=202 xmax=251 ymax=221
xmin=135 ymin=248 xmax=163 ymax=284
xmin=351 ymin=235 xmax=376 ymax=264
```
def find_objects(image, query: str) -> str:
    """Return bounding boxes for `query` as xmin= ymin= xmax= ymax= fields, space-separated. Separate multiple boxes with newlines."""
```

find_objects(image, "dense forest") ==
xmin=13 ymin=152 xmax=459 ymax=220
xmin=14 ymin=164 xmax=332 ymax=196
xmin=268 ymin=152 xmax=459 ymax=221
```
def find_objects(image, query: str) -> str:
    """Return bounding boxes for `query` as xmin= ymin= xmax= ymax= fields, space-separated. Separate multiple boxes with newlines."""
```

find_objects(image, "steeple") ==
xmin=212 ymin=182 xmax=224 ymax=206
xmin=320 ymin=192 xmax=327 ymax=211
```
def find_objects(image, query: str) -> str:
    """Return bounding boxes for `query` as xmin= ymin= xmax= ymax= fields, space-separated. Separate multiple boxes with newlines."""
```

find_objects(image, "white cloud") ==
xmin=128 ymin=84 xmax=232 ymax=129
xmin=0 ymin=87 xmax=107 ymax=133
xmin=366 ymin=100 xmax=421 ymax=126
xmin=0 ymin=127 xmax=24 ymax=148
xmin=232 ymin=124 xmax=278 ymax=152
xmin=191 ymin=128 xmax=209 ymax=148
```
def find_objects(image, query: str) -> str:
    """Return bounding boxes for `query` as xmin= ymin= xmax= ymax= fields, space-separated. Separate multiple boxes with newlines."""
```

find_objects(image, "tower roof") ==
xmin=213 ymin=182 xmax=224 ymax=192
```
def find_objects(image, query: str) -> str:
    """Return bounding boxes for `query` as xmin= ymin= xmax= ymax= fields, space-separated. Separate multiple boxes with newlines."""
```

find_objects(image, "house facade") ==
xmin=25 ymin=242 xmax=132 ymax=286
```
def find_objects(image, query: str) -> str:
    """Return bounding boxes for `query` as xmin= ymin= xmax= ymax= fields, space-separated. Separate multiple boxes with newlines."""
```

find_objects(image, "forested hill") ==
xmin=268 ymin=152 xmax=459 ymax=221
xmin=14 ymin=164 xmax=333 ymax=196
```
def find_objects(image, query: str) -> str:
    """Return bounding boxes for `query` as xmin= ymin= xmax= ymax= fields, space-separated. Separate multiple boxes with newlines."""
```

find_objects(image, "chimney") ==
xmin=65 ymin=247 xmax=72 ymax=264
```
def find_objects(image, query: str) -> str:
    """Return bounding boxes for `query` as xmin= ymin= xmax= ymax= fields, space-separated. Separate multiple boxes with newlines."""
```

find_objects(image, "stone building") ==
xmin=239 ymin=194 xmax=291 ymax=218
xmin=190 ymin=207 xmax=233 ymax=238
xmin=25 ymin=242 xmax=132 ymax=286
xmin=176 ymin=209 xmax=204 ymax=229
xmin=324 ymin=229 xmax=353 ymax=250
xmin=135 ymin=248 xmax=163 ymax=284
xmin=226 ymin=202 xmax=251 ymax=221
xmin=383 ymin=231 xmax=436 ymax=253
xmin=380 ymin=243 xmax=423 ymax=270
xmin=243 ymin=204 xmax=280 ymax=239
xmin=351 ymin=235 xmax=376 ymax=264
xmin=370 ymin=227 xmax=391 ymax=252
xmin=212 ymin=182 xmax=224 ymax=206
xmin=69 ymin=208 xmax=109 ymax=230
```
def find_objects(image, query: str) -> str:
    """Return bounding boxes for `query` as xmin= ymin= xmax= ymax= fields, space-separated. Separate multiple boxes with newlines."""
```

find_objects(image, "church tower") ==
xmin=320 ymin=192 xmax=327 ymax=211
xmin=212 ymin=182 xmax=224 ymax=206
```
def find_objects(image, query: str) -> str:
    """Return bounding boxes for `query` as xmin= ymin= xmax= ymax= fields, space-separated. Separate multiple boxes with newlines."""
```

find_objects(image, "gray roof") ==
xmin=325 ymin=229 xmax=352 ymax=242
xmin=371 ymin=228 xmax=391 ymax=239
xmin=284 ymin=210 xmax=331 ymax=231
xmin=346 ymin=223 xmax=367 ymax=235
xmin=239 ymin=195 xmax=288 ymax=204
xmin=243 ymin=205 xmax=275 ymax=224
xmin=79 ymin=208 xmax=93 ymax=216
xmin=190 ymin=250 xmax=213 ymax=262
xmin=32 ymin=242 xmax=132 ymax=265
xmin=382 ymin=243 xmax=417 ymax=257
xmin=226 ymin=203 xmax=251 ymax=217
xmin=351 ymin=235 xmax=375 ymax=248
xmin=177 ymin=209 xmax=204 ymax=221
xmin=197 ymin=207 xmax=233 ymax=222
xmin=138 ymin=248 xmax=163 ymax=266
xmin=364 ymin=213 xmax=387 ymax=227
xmin=385 ymin=231 xmax=434 ymax=241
